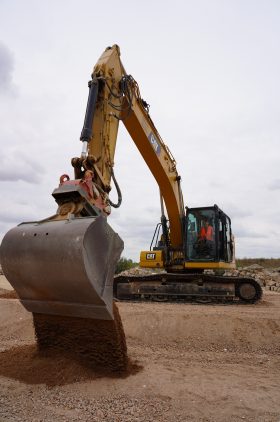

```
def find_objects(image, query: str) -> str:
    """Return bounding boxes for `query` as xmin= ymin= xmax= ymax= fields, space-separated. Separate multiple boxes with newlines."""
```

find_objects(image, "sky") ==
xmin=0 ymin=0 xmax=279 ymax=260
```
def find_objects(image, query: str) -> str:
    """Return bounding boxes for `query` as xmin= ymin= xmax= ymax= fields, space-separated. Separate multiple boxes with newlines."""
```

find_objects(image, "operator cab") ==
xmin=141 ymin=204 xmax=234 ymax=269
xmin=186 ymin=205 xmax=233 ymax=263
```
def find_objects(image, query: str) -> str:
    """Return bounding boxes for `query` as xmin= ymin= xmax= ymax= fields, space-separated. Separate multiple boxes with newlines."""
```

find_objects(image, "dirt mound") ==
xmin=1 ymin=294 xmax=280 ymax=420
xmin=0 ymin=293 xmax=138 ymax=382
xmin=33 ymin=302 xmax=129 ymax=374
xmin=0 ymin=344 xmax=141 ymax=387
xmin=120 ymin=296 xmax=280 ymax=354
xmin=0 ymin=344 xmax=91 ymax=386
xmin=0 ymin=289 xmax=18 ymax=299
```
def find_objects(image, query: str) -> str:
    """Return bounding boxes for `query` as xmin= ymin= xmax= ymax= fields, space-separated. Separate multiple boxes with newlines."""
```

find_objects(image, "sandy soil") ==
xmin=0 ymin=289 xmax=280 ymax=421
xmin=0 ymin=274 xmax=13 ymax=290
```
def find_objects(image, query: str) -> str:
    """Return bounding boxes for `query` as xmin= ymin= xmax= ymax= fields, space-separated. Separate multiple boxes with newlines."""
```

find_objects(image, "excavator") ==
xmin=0 ymin=45 xmax=262 ymax=330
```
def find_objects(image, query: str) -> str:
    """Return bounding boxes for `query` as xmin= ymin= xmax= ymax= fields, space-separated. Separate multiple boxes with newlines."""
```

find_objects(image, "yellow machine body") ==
xmin=0 ymin=44 xmax=262 ymax=323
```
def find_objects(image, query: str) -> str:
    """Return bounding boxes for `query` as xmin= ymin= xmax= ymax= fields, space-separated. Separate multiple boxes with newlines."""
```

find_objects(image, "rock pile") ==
xmin=115 ymin=267 xmax=165 ymax=277
xmin=224 ymin=264 xmax=280 ymax=293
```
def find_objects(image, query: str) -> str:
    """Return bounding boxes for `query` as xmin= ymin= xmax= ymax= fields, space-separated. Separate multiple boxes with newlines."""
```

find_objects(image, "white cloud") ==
xmin=0 ymin=0 xmax=279 ymax=260
xmin=0 ymin=152 xmax=44 ymax=183
xmin=0 ymin=41 xmax=16 ymax=96
xmin=268 ymin=179 xmax=280 ymax=191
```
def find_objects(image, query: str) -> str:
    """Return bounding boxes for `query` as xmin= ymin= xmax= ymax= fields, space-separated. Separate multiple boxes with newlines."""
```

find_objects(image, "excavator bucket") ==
xmin=0 ymin=215 xmax=123 ymax=321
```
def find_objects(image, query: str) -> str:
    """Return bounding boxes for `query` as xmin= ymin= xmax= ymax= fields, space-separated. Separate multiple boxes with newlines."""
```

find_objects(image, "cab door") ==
xmin=218 ymin=213 xmax=233 ymax=262
xmin=225 ymin=216 xmax=233 ymax=262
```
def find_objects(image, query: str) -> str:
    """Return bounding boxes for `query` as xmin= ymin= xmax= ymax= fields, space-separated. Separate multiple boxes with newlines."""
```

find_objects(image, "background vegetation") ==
xmin=236 ymin=258 xmax=280 ymax=268
xmin=115 ymin=257 xmax=138 ymax=274
xmin=114 ymin=257 xmax=280 ymax=274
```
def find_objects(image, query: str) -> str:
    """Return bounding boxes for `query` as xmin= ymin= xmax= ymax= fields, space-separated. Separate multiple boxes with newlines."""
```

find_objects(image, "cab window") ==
xmin=186 ymin=209 xmax=215 ymax=260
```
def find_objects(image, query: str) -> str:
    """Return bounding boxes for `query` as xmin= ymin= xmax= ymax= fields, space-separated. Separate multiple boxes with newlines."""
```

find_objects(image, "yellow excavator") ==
xmin=0 ymin=45 xmax=262 ymax=328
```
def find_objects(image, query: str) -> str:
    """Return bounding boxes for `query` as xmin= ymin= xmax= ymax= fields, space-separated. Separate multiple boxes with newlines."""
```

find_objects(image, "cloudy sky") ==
xmin=0 ymin=0 xmax=279 ymax=260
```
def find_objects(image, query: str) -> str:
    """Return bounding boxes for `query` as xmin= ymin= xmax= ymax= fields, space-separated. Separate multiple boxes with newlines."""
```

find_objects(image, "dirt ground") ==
xmin=0 ymin=278 xmax=280 ymax=421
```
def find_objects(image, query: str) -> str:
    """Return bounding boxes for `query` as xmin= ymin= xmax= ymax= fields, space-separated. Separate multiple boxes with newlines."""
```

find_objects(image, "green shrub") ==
xmin=115 ymin=257 xmax=138 ymax=274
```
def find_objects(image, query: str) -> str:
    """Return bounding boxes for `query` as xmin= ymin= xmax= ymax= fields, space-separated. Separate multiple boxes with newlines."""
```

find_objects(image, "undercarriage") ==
xmin=114 ymin=273 xmax=263 ymax=304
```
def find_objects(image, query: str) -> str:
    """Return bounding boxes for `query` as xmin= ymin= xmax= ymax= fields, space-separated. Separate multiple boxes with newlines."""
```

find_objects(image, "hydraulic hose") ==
xmin=108 ymin=167 xmax=122 ymax=208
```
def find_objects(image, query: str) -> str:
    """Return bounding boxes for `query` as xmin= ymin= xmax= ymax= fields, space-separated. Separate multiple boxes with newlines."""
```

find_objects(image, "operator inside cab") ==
xmin=194 ymin=218 xmax=215 ymax=259
xmin=199 ymin=220 xmax=213 ymax=242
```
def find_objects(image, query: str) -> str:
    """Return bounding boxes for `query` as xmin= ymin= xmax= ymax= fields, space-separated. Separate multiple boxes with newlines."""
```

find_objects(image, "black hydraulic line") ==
xmin=80 ymin=77 xmax=99 ymax=143
xmin=159 ymin=192 xmax=170 ymax=261
xmin=161 ymin=214 xmax=169 ymax=246
xmin=108 ymin=167 xmax=122 ymax=208
xmin=176 ymin=175 xmax=186 ymax=251
xmin=150 ymin=223 xmax=162 ymax=251
xmin=161 ymin=214 xmax=170 ymax=261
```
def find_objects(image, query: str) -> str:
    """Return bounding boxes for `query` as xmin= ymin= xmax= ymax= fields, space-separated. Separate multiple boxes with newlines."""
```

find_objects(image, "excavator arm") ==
xmin=71 ymin=44 xmax=185 ymax=249
xmin=0 ymin=44 xmax=185 ymax=323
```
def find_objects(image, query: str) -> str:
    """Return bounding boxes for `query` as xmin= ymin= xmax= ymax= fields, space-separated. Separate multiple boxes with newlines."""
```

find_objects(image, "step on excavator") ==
xmin=0 ymin=45 xmax=262 ymax=367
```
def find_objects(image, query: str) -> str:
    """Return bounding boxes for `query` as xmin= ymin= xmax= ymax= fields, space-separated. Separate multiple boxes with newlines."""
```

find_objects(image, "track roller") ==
xmin=235 ymin=279 xmax=263 ymax=303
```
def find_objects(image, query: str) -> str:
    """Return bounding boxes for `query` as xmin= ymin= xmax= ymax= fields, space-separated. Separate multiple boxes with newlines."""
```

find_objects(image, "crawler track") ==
xmin=114 ymin=273 xmax=263 ymax=304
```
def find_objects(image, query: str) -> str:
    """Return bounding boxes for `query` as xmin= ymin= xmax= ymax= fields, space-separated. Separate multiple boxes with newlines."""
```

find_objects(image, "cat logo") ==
xmin=148 ymin=132 xmax=161 ymax=156
xmin=146 ymin=253 xmax=156 ymax=260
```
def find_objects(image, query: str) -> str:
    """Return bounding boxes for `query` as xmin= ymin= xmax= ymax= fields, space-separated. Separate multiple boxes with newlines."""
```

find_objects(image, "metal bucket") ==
xmin=0 ymin=215 xmax=123 ymax=320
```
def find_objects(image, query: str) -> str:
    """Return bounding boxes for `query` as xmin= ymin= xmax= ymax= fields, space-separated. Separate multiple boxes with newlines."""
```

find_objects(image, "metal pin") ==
xmin=81 ymin=141 xmax=88 ymax=158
